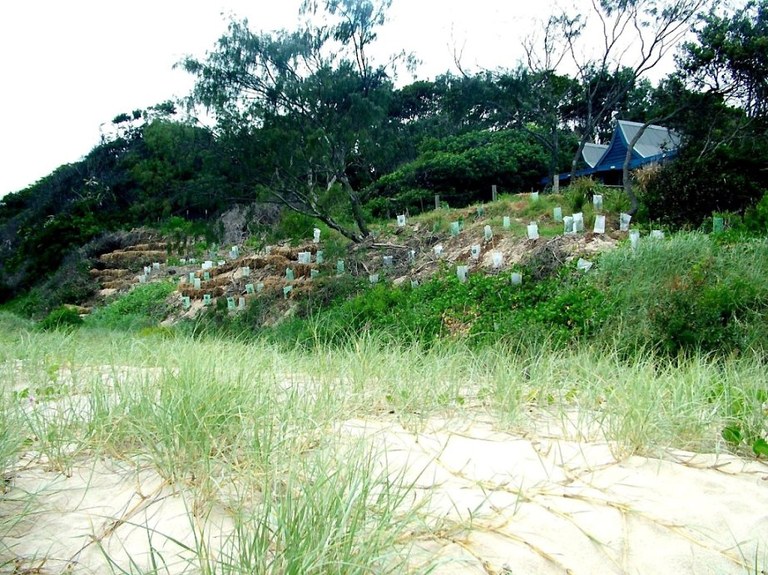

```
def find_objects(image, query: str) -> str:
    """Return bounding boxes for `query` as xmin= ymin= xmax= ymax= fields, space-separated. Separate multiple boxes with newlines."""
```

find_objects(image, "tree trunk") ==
xmin=570 ymin=138 xmax=588 ymax=183
xmin=341 ymin=176 xmax=370 ymax=239
xmin=317 ymin=211 xmax=365 ymax=243
xmin=270 ymin=186 xmax=365 ymax=243
xmin=551 ymin=126 xmax=560 ymax=192
xmin=623 ymin=129 xmax=642 ymax=216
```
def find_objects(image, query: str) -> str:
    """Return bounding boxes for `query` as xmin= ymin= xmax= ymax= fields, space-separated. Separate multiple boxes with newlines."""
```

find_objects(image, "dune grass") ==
xmin=1 ymin=317 xmax=767 ymax=572
xmin=594 ymin=233 xmax=768 ymax=355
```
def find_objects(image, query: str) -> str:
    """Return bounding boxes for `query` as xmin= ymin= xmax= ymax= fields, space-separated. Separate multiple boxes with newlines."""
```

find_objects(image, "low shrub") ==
xmin=273 ymin=263 xmax=609 ymax=350
xmin=603 ymin=187 xmax=632 ymax=215
xmin=594 ymin=233 xmax=768 ymax=355
xmin=564 ymin=178 xmax=595 ymax=212
xmin=86 ymin=281 xmax=176 ymax=331
xmin=744 ymin=191 xmax=768 ymax=234
xmin=38 ymin=306 xmax=84 ymax=331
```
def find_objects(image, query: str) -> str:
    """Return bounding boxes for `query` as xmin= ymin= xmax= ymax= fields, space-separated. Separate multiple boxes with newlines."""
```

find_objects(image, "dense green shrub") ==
xmin=36 ymin=254 xmax=99 ymax=314
xmin=3 ymin=252 xmax=98 ymax=319
xmin=640 ymin=146 xmax=768 ymax=228
xmin=38 ymin=306 xmax=84 ymax=331
xmin=272 ymin=211 xmax=320 ymax=244
xmin=594 ymin=233 xmax=768 ymax=354
xmin=744 ymin=191 xmax=768 ymax=234
xmin=0 ymin=290 xmax=44 ymax=319
xmin=603 ymin=187 xmax=632 ymax=215
xmin=86 ymin=281 xmax=176 ymax=331
xmin=367 ymin=129 xmax=549 ymax=216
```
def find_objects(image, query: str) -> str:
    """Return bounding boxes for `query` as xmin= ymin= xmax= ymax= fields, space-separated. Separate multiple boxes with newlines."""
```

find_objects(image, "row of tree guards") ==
xmin=173 ymin=194 xmax=727 ymax=310
xmin=415 ymin=191 xmax=630 ymax=237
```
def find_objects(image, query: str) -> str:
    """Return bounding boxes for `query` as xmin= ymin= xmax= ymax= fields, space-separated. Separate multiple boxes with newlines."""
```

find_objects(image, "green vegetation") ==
xmin=1 ymin=313 xmax=767 ymax=571
xmin=259 ymin=266 xmax=606 ymax=350
xmin=1 ymin=1 xmax=767 ymax=567
xmin=2 ymin=0 xmax=767 ymax=311
xmin=595 ymin=233 xmax=768 ymax=355
xmin=176 ymin=229 xmax=768 ymax=362
xmin=368 ymin=130 xmax=549 ymax=216
xmin=3 ymin=208 xmax=768 ymax=572
xmin=85 ymin=281 xmax=177 ymax=331
xmin=38 ymin=306 xmax=84 ymax=332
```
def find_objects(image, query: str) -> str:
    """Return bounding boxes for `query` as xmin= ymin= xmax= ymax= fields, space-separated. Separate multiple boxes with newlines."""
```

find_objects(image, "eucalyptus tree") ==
xmin=639 ymin=1 xmax=768 ymax=226
xmin=679 ymin=0 xmax=768 ymax=122
xmin=180 ymin=0 xmax=407 ymax=242
xmin=524 ymin=0 xmax=710 ymax=185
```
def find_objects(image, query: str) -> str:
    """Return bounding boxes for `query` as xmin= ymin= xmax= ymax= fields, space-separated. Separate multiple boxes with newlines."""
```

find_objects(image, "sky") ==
xmin=0 ymin=0 xmax=679 ymax=199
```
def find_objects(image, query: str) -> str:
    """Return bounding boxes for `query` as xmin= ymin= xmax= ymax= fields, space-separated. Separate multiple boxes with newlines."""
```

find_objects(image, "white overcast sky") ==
xmin=0 ymin=0 xmax=685 ymax=198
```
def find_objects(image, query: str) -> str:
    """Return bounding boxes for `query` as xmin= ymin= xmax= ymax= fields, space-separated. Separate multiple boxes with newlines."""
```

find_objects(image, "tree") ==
xmin=679 ymin=0 xmax=768 ymax=120
xmin=621 ymin=76 xmax=690 ymax=213
xmin=493 ymin=67 xmax=578 ymax=191
xmin=180 ymin=1 xmax=405 ymax=242
xmin=367 ymin=128 xmax=549 ymax=215
xmin=638 ymin=1 xmax=768 ymax=226
xmin=526 ymin=0 xmax=710 ymax=184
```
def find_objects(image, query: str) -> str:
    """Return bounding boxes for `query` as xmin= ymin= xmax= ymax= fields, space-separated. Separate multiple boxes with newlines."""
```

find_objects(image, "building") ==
xmin=555 ymin=120 xmax=681 ymax=186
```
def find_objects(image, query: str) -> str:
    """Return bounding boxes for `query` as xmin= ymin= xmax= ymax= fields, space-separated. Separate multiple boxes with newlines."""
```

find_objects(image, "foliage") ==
xmin=86 ymin=282 xmax=176 ymax=331
xmin=679 ymin=0 xmax=768 ymax=119
xmin=744 ymin=191 xmax=768 ymax=234
xmin=0 ymin=250 xmax=99 ymax=319
xmin=38 ymin=306 xmax=84 ymax=332
xmin=2 ymin=0 xmax=768 ymax=313
xmin=595 ymin=233 xmax=768 ymax=355
xmin=640 ymin=145 xmax=768 ymax=228
xmin=39 ymin=254 xmax=99 ymax=311
xmin=0 ymin=115 xmax=242 ymax=300
xmin=159 ymin=216 xmax=214 ymax=249
xmin=639 ymin=1 xmax=768 ymax=228
xmin=273 ymin=211 xmax=321 ymax=245
xmin=367 ymin=129 xmax=549 ymax=216
xmin=269 ymin=264 xmax=608 ymax=349
xmin=564 ymin=178 xmax=599 ymax=212
xmin=180 ymin=1 xmax=408 ymax=242
xmin=718 ymin=380 xmax=768 ymax=458
xmin=603 ymin=186 xmax=632 ymax=214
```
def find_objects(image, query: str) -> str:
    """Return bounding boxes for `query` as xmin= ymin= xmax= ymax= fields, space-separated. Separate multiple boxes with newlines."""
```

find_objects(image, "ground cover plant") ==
xmin=594 ymin=232 xmax=768 ymax=355
xmin=187 ymin=226 xmax=768 ymax=362
xmin=277 ymin=264 xmax=608 ymax=349
xmin=3 ymin=196 xmax=768 ymax=574
xmin=85 ymin=281 xmax=177 ymax=331
xmin=2 ymin=310 xmax=768 ymax=573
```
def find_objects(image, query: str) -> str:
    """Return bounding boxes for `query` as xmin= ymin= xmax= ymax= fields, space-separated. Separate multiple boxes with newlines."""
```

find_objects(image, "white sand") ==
xmin=346 ymin=415 xmax=768 ymax=574
xmin=4 ymin=413 xmax=767 ymax=574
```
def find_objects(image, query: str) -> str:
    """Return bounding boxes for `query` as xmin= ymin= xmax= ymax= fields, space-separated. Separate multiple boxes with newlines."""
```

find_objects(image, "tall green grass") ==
xmin=594 ymin=232 xmax=768 ymax=354
xmin=86 ymin=281 xmax=177 ymax=331
xmin=2 ymin=309 xmax=767 ymax=572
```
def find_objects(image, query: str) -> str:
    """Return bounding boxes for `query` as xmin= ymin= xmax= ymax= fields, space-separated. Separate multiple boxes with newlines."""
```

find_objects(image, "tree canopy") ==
xmin=2 ymin=0 xmax=767 ymax=304
xmin=179 ymin=1 xmax=407 ymax=242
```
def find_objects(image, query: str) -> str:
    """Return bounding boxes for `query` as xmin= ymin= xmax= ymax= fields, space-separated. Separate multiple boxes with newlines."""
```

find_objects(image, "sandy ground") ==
xmin=3 ymin=410 xmax=767 ymax=575
xmin=348 ymin=415 xmax=768 ymax=574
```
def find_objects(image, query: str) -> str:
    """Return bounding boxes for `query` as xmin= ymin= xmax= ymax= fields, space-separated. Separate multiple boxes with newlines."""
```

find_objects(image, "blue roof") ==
xmin=594 ymin=120 xmax=679 ymax=171
xmin=546 ymin=121 xmax=680 ymax=184
xmin=582 ymin=143 xmax=609 ymax=168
